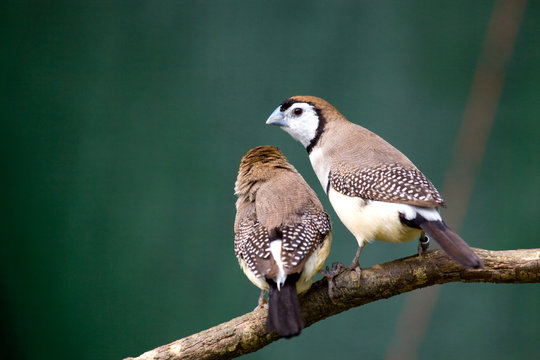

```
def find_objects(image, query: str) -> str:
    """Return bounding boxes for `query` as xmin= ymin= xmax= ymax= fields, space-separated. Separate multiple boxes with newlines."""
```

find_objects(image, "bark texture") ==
xmin=125 ymin=248 xmax=540 ymax=360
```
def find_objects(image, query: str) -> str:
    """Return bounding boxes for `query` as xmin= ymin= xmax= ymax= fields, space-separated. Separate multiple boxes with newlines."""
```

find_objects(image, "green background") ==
xmin=3 ymin=1 xmax=539 ymax=359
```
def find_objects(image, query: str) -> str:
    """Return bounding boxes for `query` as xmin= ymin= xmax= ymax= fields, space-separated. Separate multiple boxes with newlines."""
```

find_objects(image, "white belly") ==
xmin=309 ymin=147 xmax=331 ymax=191
xmin=328 ymin=187 xmax=428 ymax=247
xmin=239 ymin=258 xmax=269 ymax=291
xmin=296 ymin=233 xmax=332 ymax=294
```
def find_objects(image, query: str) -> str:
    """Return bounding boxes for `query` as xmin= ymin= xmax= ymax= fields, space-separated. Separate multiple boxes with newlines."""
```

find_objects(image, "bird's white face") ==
xmin=266 ymin=102 xmax=320 ymax=148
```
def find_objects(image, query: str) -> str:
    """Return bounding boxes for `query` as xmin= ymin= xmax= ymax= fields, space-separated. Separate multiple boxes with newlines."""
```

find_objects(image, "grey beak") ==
xmin=266 ymin=106 xmax=288 ymax=127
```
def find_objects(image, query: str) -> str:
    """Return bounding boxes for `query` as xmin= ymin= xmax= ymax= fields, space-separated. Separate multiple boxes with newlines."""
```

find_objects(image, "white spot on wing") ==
xmin=329 ymin=163 xmax=445 ymax=205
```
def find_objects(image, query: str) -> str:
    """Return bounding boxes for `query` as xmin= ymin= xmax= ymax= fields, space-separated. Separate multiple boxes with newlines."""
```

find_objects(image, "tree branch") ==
xmin=125 ymin=248 xmax=540 ymax=360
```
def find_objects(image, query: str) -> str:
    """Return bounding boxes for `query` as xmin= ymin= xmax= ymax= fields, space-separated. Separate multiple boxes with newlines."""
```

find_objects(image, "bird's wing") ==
xmin=234 ymin=214 xmax=275 ymax=279
xmin=279 ymin=211 xmax=331 ymax=274
xmin=329 ymin=162 xmax=445 ymax=207
xmin=255 ymin=173 xmax=331 ymax=275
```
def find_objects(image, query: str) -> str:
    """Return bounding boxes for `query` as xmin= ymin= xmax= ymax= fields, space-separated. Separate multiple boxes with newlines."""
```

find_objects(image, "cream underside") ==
xmin=239 ymin=258 xmax=269 ymax=291
xmin=296 ymin=232 xmax=332 ymax=294
xmin=239 ymin=233 xmax=332 ymax=294
xmin=328 ymin=187 xmax=440 ymax=247
xmin=309 ymin=147 xmax=330 ymax=191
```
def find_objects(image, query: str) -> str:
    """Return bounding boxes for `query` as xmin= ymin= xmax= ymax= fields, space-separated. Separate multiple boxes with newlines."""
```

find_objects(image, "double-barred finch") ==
xmin=266 ymin=96 xmax=483 ymax=270
xmin=234 ymin=146 xmax=332 ymax=338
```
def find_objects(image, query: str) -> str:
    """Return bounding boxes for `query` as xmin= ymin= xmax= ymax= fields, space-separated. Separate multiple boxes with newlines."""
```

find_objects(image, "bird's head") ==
xmin=266 ymin=96 xmax=343 ymax=153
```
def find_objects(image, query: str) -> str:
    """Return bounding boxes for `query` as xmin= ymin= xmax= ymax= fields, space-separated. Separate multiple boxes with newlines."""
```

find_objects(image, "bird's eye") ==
xmin=293 ymin=108 xmax=303 ymax=116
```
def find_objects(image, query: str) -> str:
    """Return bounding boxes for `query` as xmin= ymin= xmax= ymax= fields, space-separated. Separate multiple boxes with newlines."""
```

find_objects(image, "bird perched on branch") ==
xmin=234 ymin=146 xmax=332 ymax=338
xmin=266 ymin=96 xmax=483 ymax=272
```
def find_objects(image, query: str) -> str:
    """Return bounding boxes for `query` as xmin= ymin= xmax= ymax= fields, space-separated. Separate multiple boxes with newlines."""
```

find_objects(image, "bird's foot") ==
xmin=254 ymin=290 xmax=268 ymax=310
xmin=349 ymin=246 xmax=363 ymax=280
xmin=349 ymin=260 xmax=362 ymax=280
xmin=321 ymin=262 xmax=346 ymax=300
xmin=417 ymin=233 xmax=430 ymax=256
xmin=321 ymin=262 xmax=346 ymax=278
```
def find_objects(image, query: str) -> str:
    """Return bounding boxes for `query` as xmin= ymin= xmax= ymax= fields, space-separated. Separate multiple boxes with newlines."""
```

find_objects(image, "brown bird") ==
xmin=266 ymin=96 xmax=483 ymax=271
xmin=234 ymin=146 xmax=332 ymax=338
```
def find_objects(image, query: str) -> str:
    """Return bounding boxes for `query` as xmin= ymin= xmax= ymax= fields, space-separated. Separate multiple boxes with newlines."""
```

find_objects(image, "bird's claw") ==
xmin=321 ymin=262 xmax=345 ymax=277
xmin=320 ymin=262 xmax=345 ymax=300
xmin=349 ymin=246 xmax=363 ymax=280
xmin=349 ymin=262 xmax=362 ymax=280
xmin=255 ymin=290 xmax=268 ymax=310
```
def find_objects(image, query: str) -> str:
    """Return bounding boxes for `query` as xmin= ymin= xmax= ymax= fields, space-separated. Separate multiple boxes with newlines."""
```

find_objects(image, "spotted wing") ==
xmin=329 ymin=163 xmax=445 ymax=207
xmin=280 ymin=211 xmax=331 ymax=273
xmin=234 ymin=218 xmax=273 ymax=279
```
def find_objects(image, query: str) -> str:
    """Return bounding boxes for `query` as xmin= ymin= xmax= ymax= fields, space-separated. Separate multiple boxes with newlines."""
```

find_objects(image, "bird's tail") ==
xmin=267 ymin=274 xmax=303 ymax=338
xmin=418 ymin=218 xmax=483 ymax=269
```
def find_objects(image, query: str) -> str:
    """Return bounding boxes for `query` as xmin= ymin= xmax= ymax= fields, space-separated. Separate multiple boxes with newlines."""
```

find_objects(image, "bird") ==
xmin=265 ymin=96 xmax=483 ymax=271
xmin=234 ymin=145 xmax=332 ymax=338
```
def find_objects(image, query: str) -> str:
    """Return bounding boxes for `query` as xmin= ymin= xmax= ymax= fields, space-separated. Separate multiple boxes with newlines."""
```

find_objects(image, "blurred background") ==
xmin=2 ymin=1 xmax=539 ymax=359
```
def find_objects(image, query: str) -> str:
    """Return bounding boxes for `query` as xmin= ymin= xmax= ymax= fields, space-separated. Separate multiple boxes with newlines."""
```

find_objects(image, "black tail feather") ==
xmin=417 ymin=219 xmax=483 ymax=269
xmin=266 ymin=274 xmax=303 ymax=338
